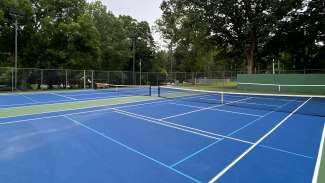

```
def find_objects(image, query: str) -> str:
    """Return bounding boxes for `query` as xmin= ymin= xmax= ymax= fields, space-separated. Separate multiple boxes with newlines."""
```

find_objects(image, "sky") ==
xmin=89 ymin=0 xmax=165 ymax=47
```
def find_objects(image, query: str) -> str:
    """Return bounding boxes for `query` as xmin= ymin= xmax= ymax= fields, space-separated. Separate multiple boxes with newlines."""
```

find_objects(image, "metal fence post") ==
xmin=11 ymin=67 xmax=14 ymax=92
xmin=83 ymin=70 xmax=86 ymax=89
xmin=65 ymin=70 xmax=68 ymax=88
xmin=107 ymin=71 xmax=110 ymax=84
xmin=91 ymin=70 xmax=94 ymax=89
xmin=121 ymin=71 xmax=124 ymax=85
xmin=41 ymin=69 xmax=43 ymax=86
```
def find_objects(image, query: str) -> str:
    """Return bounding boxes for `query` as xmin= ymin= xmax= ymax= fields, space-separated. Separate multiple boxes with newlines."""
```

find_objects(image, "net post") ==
xmin=149 ymin=85 xmax=152 ymax=96
xmin=221 ymin=92 xmax=224 ymax=104
xmin=158 ymin=85 xmax=161 ymax=97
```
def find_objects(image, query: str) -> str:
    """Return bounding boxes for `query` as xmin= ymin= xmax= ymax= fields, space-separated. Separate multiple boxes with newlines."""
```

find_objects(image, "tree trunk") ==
xmin=245 ymin=32 xmax=256 ymax=74
xmin=245 ymin=49 xmax=254 ymax=74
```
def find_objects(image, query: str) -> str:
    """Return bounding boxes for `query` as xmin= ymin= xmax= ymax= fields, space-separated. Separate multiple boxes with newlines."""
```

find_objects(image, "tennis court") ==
xmin=0 ymin=86 xmax=324 ymax=183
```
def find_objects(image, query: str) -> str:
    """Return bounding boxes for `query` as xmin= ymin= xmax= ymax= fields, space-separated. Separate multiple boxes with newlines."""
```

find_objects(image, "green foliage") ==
xmin=1 ymin=0 xmax=324 ymax=73
xmin=268 ymin=0 xmax=325 ymax=69
xmin=158 ymin=0 xmax=325 ymax=72
xmin=0 ymin=0 xmax=157 ymax=72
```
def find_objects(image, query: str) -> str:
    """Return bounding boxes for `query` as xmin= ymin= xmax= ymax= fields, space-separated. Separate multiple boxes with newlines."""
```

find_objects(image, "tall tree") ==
xmin=159 ymin=0 xmax=307 ymax=73
xmin=86 ymin=1 xmax=131 ymax=70
xmin=119 ymin=15 xmax=156 ymax=72
xmin=266 ymin=0 xmax=325 ymax=70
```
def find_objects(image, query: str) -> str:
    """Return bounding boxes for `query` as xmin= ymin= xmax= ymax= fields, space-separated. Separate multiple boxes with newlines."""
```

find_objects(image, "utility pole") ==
xmin=169 ymin=42 xmax=173 ymax=73
xmin=14 ymin=19 xmax=18 ymax=89
xmin=132 ymin=36 xmax=136 ymax=85
xmin=9 ymin=8 xmax=25 ymax=90
xmin=139 ymin=59 xmax=142 ymax=86
xmin=272 ymin=58 xmax=275 ymax=75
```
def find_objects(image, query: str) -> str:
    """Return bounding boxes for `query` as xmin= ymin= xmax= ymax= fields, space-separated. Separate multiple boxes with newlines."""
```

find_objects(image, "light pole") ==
xmin=132 ymin=36 xmax=136 ymax=85
xmin=139 ymin=59 xmax=142 ymax=86
xmin=131 ymin=27 xmax=139 ymax=86
xmin=169 ymin=42 xmax=173 ymax=73
xmin=8 ymin=8 xmax=25 ymax=90
xmin=272 ymin=58 xmax=275 ymax=75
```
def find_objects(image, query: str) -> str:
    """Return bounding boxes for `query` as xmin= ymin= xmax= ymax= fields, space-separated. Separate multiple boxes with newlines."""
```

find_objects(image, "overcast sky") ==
xmin=89 ymin=0 xmax=165 ymax=47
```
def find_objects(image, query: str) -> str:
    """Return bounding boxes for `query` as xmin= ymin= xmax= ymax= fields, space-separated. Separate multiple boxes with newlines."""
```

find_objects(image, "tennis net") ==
xmin=158 ymin=86 xmax=325 ymax=117
xmin=96 ymin=84 xmax=152 ymax=96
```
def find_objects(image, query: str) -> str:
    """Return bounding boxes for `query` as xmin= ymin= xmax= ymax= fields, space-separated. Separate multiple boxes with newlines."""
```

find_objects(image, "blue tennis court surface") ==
xmin=0 ymin=87 xmax=324 ymax=183
xmin=0 ymin=86 xmax=152 ymax=108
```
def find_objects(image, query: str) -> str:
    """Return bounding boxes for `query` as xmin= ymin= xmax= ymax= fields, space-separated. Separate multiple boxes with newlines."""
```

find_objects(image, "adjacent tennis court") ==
xmin=0 ymin=86 xmax=324 ymax=183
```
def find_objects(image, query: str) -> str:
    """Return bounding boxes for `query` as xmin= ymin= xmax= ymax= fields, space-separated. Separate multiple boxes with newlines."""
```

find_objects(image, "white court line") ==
xmin=63 ymin=91 xmax=117 ymax=97
xmin=117 ymin=100 xmax=168 ymax=110
xmin=167 ymin=96 xmax=310 ymax=168
xmin=8 ymin=93 xmax=141 ymax=107
xmin=0 ymin=99 xmax=74 ymax=108
xmin=228 ymin=101 xmax=281 ymax=108
xmin=1 ymin=97 xmax=311 ymax=161
xmin=162 ymin=97 xmax=254 ymax=120
xmin=63 ymin=115 xmax=201 ymax=183
xmin=227 ymin=97 xmax=296 ymax=137
xmin=260 ymin=145 xmax=314 ymax=159
xmin=57 ymin=95 xmax=130 ymax=101
xmin=245 ymin=96 xmax=297 ymax=103
xmin=0 ymin=97 xmax=156 ymax=120
xmin=200 ymin=96 xmax=295 ymax=107
xmin=1 ymin=95 xmax=313 ymax=161
xmin=115 ymin=107 xmax=317 ymax=160
xmin=0 ymin=99 xmax=169 ymax=125
xmin=18 ymin=94 xmax=39 ymax=103
xmin=215 ymin=98 xmax=313 ymax=159
xmin=113 ymin=110 xmax=222 ymax=141
xmin=113 ymin=108 xmax=254 ymax=145
xmin=164 ymin=93 xmax=215 ymax=101
xmin=208 ymin=97 xmax=312 ymax=183
xmin=0 ymin=88 xmax=97 ymax=96
xmin=0 ymin=101 xmax=43 ymax=108
xmin=312 ymin=123 xmax=325 ymax=183
xmin=168 ymin=102 xmax=263 ymax=117
xmin=0 ymin=94 xmax=131 ymax=108
xmin=50 ymin=92 xmax=78 ymax=100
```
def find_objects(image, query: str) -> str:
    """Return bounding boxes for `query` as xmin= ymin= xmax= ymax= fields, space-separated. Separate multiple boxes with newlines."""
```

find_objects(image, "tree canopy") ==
xmin=0 ymin=0 xmax=157 ymax=72
xmin=157 ymin=0 xmax=325 ymax=73
xmin=0 ymin=0 xmax=324 ymax=73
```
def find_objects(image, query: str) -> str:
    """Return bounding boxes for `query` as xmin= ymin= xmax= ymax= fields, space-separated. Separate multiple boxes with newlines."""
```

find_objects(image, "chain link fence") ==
xmin=1 ymin=67 xmax=325 ymax=92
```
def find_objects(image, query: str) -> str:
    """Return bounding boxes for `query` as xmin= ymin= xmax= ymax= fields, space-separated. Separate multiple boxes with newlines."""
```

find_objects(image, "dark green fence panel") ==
xmin=237 ymin=74 xmax=325 ymax=94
